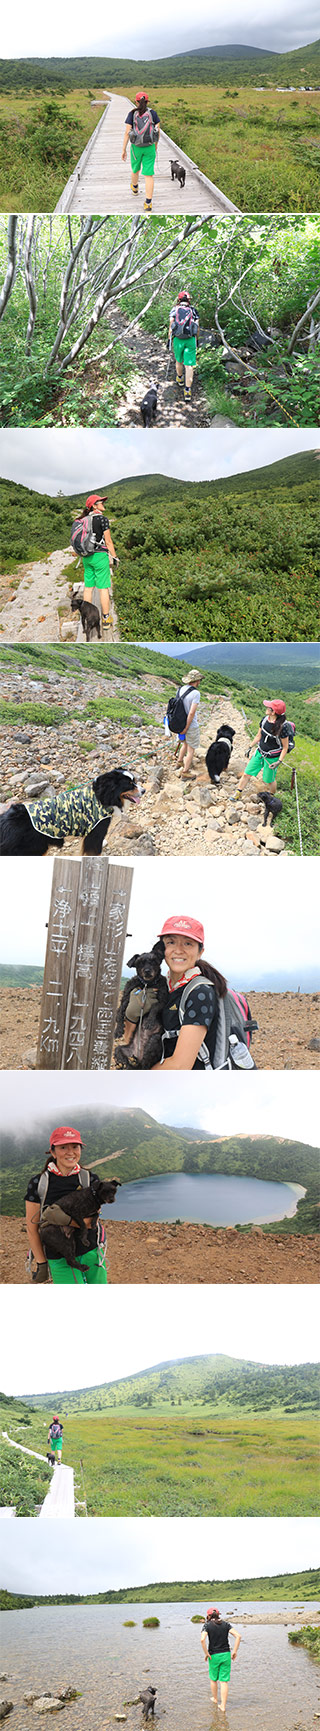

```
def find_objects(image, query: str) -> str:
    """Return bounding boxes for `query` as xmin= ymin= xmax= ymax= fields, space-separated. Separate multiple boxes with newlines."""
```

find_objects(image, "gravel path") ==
xmin=108 ymin=307 xmax=234 ymax=429
xmin=0 ymin=549 xmax=70 ymax=642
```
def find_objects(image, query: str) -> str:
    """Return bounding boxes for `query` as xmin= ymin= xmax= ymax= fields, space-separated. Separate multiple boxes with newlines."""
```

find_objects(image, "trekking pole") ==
xmin=291 ymin=766 xmax=303 ymax=856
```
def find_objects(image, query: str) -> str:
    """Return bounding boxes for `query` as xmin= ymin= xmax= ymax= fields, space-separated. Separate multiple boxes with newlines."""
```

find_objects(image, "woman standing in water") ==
xmin=201 ymin=1607 xmax=241 ymax=1714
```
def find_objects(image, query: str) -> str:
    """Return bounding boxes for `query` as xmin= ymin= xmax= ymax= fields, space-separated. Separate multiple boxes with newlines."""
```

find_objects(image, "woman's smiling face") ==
xmin=51 ymin=1142 xmax=82 ymax=1173
xmin=163 ymin=934 xmax=202 ymax=977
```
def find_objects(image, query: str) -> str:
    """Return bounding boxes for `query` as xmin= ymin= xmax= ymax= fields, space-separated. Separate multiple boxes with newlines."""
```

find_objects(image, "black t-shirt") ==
xmin=92 ymin=512 xmax=109 ymax=546
xmin=126 ymin=107 xmax=159 ymax=127
xmin=161 ymin=976 xmax=218 ymax=1069
xmin=203 ymin=1618 xmax=231 ymax=1654
xmin=259 ymin=716 xmax=289 ymax=759
xmin=25 ymin=1168 xmax=102 ymax=1257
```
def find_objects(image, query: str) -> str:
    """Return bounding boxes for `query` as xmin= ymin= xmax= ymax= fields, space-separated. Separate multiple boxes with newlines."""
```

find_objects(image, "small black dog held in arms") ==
xmin=140 ymin=384 xmax=158 ymax=427
xmin=39 ymin=1178 xmax=120 ymax=1272
xmin=139 ymin=1689 xmax=157 ymax=1719
xmin=0 ymin=768 xmax=142 ymax=856
xmin=71 ymin=588 xmax=101 ymax=641
xmin=206 ymin=725 xmax=236 ymax=785
xmin=170 ymin=158 xmax=186 ymax=187
xmin=114 ymin=943 xmax=168 ymax=1068
xmin=258 ymin=791 xmax=283 ymax=827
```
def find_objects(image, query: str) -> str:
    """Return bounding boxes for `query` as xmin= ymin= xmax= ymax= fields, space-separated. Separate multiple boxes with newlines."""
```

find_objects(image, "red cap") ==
xmin=177 ymin=290 xmax=190 ymax=304
xmin=85 ymin=494 xmax=107 ymax=510
xmin=53 ymin=1415 xmax=59 ymax=1421
xmin=263 ymin=699 xmax=286 ymax=715
xmin=159 ymin=915 xmax=204 ymax=946
xmin=207 ymin=1608 xmax=219 ymax=1619
xmin=135 ymin=90 xmax=148 ymax=101
xmin=49 ymin=1127 xmax=83 ymax=1148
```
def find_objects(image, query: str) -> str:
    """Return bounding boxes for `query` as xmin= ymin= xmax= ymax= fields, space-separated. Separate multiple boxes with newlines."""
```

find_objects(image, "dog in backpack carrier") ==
xmin=39 ymin=1178 xmax=121 ymax=1271
xmin=114 ymin=944 xmax=168 ymax=1068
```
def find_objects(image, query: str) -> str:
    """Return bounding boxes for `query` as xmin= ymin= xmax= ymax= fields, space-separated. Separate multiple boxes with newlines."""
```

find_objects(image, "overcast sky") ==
xmin=1 ymin=1517 xmax=318 ymax=1598
xmin=0 ymin=430 xmax=317 ymax=497
xmin=0 ymin=1070 xmax=319 ymax=1149
xmin=0 ymin=1286 xmax=318 ymax=1397
xmin=1 ymin=1 xmax=319 ymax=59
xmin=0 ymin=857 xmax=319 ymax=988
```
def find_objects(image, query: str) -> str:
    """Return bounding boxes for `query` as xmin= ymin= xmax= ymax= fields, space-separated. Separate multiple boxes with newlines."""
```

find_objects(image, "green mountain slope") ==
xmin=25 ymin=1353 xmax=319 ymax=1414
xmin=1 ymin=40 xmax=319 ymax=90
xmin=1 ymin=1569 xmax=319 ymax=1608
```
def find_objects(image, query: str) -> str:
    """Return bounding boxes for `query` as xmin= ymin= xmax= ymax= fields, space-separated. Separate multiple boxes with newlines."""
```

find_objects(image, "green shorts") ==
xmin=50 ymin=1436 xmax=62 ymax=1454
xmin=83 ymin=548 xmax=111 ymax=590
xmin=245 ymin=747 xmax=280 ymax=785
xmin=208 ymin=1652 xmax=231 ymax=1683
xmin=130 ymin=141 xmax=156 ymax=175
xmin=173 ymin=335 xmax=197 ymax=367
xmin=48 ymin=1247 xmax=107 ymax=1286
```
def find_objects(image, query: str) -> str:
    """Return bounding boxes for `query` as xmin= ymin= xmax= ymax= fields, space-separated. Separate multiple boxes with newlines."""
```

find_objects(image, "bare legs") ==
xmin=176 ymin=739 xmax=195 ymax=775
xmin=83 ymin=585 xmax=110 ymax=622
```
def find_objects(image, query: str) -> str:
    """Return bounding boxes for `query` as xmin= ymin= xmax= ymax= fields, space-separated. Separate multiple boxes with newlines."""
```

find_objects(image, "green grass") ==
xmin=0 ymin=90 xmax=107 ymax=210
xmin=5 ymin=1404 xmax=318 ymax=1517
xmin=289 ymin=1625 xmax=320 ymax=1660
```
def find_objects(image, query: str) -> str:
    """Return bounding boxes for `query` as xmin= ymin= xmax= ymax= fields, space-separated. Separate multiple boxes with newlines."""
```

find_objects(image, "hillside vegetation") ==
xmin=1 ymin=40 xmax=319 ymax=90
xmin=26 ymin=1353 xmax=319 ymax=1415
xmin=1 ymin=1111 xmax=319 ymax=1234
xmin=1 ymin=1569 xmax=319 ymax=1609
xmin=0 ymin=453 xmax=319 ymax=642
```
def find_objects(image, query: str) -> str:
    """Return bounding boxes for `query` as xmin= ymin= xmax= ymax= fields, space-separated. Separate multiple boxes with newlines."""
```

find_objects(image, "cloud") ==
xmin=0 ymin=1069 xmax=319 ymax=1149
xmin=0 ymin=429 xmax=318 ymax=497
xmin=1 ymin=0 xmax=319 ymax=57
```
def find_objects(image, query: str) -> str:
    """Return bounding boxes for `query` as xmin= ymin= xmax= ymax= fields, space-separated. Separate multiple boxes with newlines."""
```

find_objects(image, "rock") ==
xmin=58 ymin=1690 xmax=80 ymax=1702
xmin=114 ymin=1716 xmax=127 ymax=1723
xmin=23 ymin=778 xmax=52 ymax=797
xmin=246 ymin=830 xmax=260 ymax=848
xmin=199 ymin=788 xmax=212 ymax=808
xmin=226 ymin=810 xmax=241 ymax=825
xmin=32 ymin=1701 xmax=65 ymax=1715
xmin=308 ymin=1038 xmax=320 ymax=1052
xmin=60 ymin=624 xmax=78 ymax=642
xmin=263 ymin=833 xmax=285 ymax=853
xmin=14 ymin=733 xmax=32 ymax=744
xmin=129 ymin=833 xmax=157 ymax=854
xmin=0 ymin=1707 xmax=12 ymax=1721
xmin=23 ymin=1048 xmax=37 ymax=1068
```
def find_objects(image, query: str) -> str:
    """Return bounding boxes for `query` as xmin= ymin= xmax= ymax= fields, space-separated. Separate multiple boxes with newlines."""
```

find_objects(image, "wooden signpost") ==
xmin=37 ymin=857 xmax=132 ymax=1070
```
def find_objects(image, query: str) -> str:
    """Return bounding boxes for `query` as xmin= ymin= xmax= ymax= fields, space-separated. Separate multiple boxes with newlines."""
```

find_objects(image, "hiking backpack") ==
xmin=70 ymin=513 xmax=102 ymax=557
xmin=130 ymin=107 xmax=157 ymax=146
xmin=285 ymin=722 xmax=296 ymax=752
xmin=178 ymin=980 xmax=258 ymax=1070
xmin=50 ymin=1421 xmax=62 ymax=1439
xmin=166 ymin=683 xmax=195 ymax=734
xmin=172 ymin=304 xmax=198 ymax=340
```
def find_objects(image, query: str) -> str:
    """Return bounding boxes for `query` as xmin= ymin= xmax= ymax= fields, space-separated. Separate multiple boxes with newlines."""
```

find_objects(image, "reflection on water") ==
xmin=101 ymin=1173 xmax=305 ymax=1227
xmin=2 ymin=1602 xmax=319 ymax=1731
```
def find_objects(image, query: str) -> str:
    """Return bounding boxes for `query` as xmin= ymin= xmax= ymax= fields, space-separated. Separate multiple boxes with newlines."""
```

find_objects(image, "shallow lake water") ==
xmin=101 ymin=1173 xmax=304 ymax=1227
xmin=2 ymin=1600 xmax=319 ymax=1731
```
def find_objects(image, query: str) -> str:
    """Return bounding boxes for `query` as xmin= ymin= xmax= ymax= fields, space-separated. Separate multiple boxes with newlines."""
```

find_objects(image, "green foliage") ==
xmin=143 ymin=1617 xmax=160 ymax=1627
xmin=288 ymin=1625 xmax=320 ymax=1660
xmin=0 ymin=963 xmax=43 ymax=988
xmin=0 ymin=1419 xmax=51 ymax=1516
xmin=1 ymin=1570 xmax=319 ymax=1610
xmin=0 ymin=41 xmax=319 ymax=91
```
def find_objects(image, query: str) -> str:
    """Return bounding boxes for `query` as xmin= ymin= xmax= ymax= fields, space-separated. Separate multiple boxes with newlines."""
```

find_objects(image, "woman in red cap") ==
xmin=72 ymin=495 xmax=118 ymax=633
xmin=24 ymin=1126 xmax=110 ymax=1285
xmin=168 ymin=291 xmax=199 ymax=404
xmin=201 ymin=1607 xmax=241 ymax=1715
xmin=152 ymin=915 xmax=228 ymax=1071
xmin=122 ymin=92 xmax=160 ymax=212
xmin=236 ymin=700 xmax=291 ymax=796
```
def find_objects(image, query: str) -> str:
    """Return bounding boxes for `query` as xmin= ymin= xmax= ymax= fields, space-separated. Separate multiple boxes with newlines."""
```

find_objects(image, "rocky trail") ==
xmin=106 ymin=307 xmax=234 ymax=428
xmin=0 ymin=988 xmax=319 ymax=1071
xmin=1 ymin=1214 xmax=319 ymax=1286
xmin=0 ymin=552 xmax=119 ymax=646
xmin=0 ymin=664 xmax=291 ymax=857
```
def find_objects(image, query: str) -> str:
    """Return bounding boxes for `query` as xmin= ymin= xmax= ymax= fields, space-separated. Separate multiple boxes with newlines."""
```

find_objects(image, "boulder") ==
xmin=32 ymin=1700 xmax=65 ymax=1715
xmin=0 ymin=1706 xmax=13 ymax=1721
xmin=23 ymin=779 xmax=52 ymax=798
xmin=308 ymin=1037 xmax=320 ymax=1052
xmin=263 ymin=833 xmax=285 ymax=853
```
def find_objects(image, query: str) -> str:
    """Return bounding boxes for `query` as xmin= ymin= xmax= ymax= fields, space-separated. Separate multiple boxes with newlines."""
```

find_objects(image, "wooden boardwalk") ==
xmin=55 ymin=92 xmax=239 ymax=215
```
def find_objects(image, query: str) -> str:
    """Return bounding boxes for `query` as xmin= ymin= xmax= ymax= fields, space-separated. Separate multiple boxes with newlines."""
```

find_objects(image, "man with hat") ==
xmin=175 ymin=668 xmax=203 ymax=777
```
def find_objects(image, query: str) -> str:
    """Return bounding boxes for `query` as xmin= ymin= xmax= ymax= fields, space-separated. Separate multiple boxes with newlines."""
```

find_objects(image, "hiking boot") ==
xmin=144 ymin=199 xmax=152 ymax=213
xmin=176 ymin=371 xmax=184 ymax=388
xmin=102 ymin=615 xmax=112 ymax=634
xmin=184 ymin=386 xmax=192 ymax=404
xmin=131 ymin=181 xmax=139 ymax=195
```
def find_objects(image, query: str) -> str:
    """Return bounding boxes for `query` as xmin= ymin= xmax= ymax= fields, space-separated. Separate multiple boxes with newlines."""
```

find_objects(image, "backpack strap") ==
xmin=178 ymin=979 xmax=214 ymax=1069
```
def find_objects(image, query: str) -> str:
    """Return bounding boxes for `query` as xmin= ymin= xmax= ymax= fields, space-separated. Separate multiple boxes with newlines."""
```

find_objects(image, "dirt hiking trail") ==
xmin=107 ymin=306 xmax=234 ymax=428
xmin=1 ymin=1215 xmax=319 ymax=1287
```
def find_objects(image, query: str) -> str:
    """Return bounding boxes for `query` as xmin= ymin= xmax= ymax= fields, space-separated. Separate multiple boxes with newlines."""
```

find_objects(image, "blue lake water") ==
xmin=2 ymin=1600 xmax=319 ymax=1731
xmin=101 ymin=1172 xmax=304 ymax=1226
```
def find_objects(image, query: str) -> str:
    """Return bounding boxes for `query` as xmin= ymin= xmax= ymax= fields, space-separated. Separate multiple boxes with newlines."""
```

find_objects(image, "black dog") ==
xmin=39 ymin=1178 xmax=120 ymax=1271
xmin=71 ymin=589 xmax=101 ymax=641
xmin=170 ymin=159 xmax=186 ymax=188
xmin=140 ymin=385 xmax=158 ymax=428
xmin=114 ymin=943 xmax=167 ymax=1068
xmin=139 ymin=1689 xmax=157 ymax=1719
xmin=205 ymin=725 xmax=235 ymax=786
xmin=0 ymin=769 xmax=142 ymax=856
xmin=258 ymin=791 xmax=283 ymax=826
